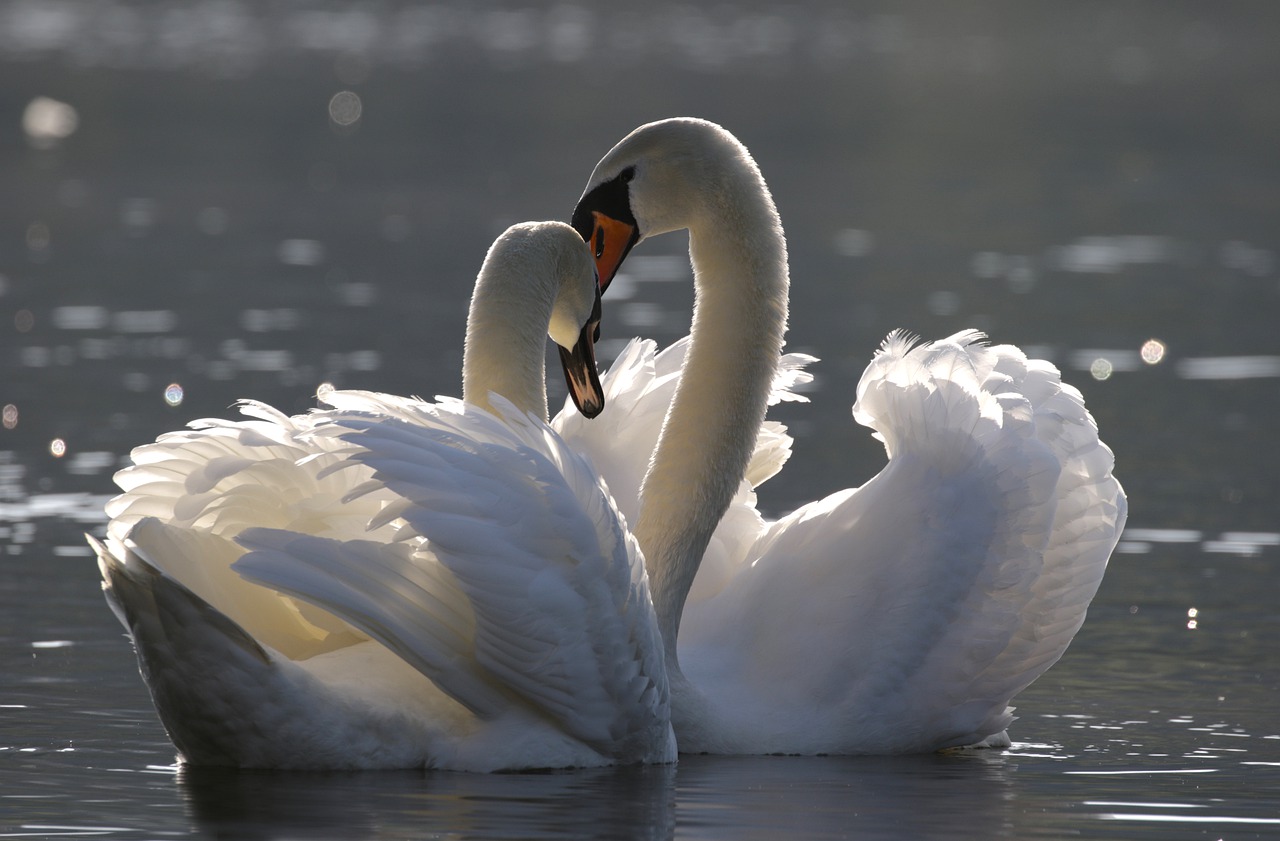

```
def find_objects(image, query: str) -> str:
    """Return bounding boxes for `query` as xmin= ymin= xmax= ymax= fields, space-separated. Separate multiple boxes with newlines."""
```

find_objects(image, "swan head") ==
xmin=571 ymin=117 xmax=757 ymax=290
xmin=467 ymin=221 xmax=605 ymax=419
xmin=541 ymin=224 xmax=606 ymax=419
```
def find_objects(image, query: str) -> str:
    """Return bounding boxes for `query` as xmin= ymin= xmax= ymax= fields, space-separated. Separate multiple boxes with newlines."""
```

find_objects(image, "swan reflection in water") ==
xmin=178 ymin=753 xmax=1021 ymax=841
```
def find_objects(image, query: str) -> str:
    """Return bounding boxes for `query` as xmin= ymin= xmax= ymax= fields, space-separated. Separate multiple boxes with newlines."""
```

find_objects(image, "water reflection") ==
xmin=1176 ymin=355 xmax=1280 ymax=380
xmin=1099 ymin=812 xmax=1280 ymax=828
xmin=179 ymin=764 xmax=678 ymax=841
xmin=675 ymin=754 xmax=1013 ymax=840
xmin=1066 ymin=347 xmax=1280 ymax=381
xmin=0 ymin=2 xmax=902 ymax=76
xmin=167 ymin=748 xmax=1280 ymax=839
xmin=1050 ymin=235 xmax=1178 ymax=274
xmin=239 ymin=309 xmax=300 ymax=333
xmin=64 ymin=450 xmax=115 ymax=476
xmin=171 ymin=756 xmax=1020 ymax=841
xmin=276 ymin=239 xmax=326 ymax=267
xmin=1115 ymin=527 xmax=1280 ymax=557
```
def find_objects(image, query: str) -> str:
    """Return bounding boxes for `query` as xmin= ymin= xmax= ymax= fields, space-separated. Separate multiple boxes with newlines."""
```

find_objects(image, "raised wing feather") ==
xmin=679 ymin=331 xmax=1125 ymax=753
xmin=236 ymin=397 xmax=670 ymax=758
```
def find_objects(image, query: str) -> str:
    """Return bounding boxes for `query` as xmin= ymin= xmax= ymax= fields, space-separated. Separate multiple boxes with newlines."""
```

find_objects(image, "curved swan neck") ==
xmin=636 ymin=143 xmax=790 ymax=662
xmin=462 ymin=237 xmax=560 ymax=421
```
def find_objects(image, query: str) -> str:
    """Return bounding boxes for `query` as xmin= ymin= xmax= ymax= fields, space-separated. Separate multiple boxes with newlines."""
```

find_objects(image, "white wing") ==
xmin=102 ymin=400 xmax=382 ymax=660
xmin=235 ymin=395 xmax=671 ymax=760
xmin=679 ymin=331 xmax=1126 ymax=753
xmin=93 ymin=519 xmax=450 ymax=769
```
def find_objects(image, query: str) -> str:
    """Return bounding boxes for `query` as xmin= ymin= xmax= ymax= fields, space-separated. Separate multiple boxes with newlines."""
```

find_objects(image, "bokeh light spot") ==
xmin=23 ymin=97 xmax=79 ymax=149
xmin=329 ymin=91 xmax=363 ymax=127
xmin=2 ymin=404 xmax=17 ymax=430
xmin=1141 ymin=338 xmax=1166 ymax=365
xmin=164 ymin=383 xmax=185 ymax=407
xmin=50 ymin=438 xmax=67 ymax=458
xmin=1090 ymin=358 xmax=1114 ymax=381
xmin=15 ymin=310 xmax=35 ymax=333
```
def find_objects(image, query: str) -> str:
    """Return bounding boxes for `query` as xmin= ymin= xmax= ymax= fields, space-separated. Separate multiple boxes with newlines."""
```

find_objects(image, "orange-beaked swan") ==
xmin=567 ymin=118 xmax=1128 ymax=753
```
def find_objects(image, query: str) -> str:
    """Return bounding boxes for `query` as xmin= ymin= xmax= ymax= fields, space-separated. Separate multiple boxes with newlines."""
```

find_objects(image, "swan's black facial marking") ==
xmin=572 ymin=166 xmax=637 ymax=242
xmin=571 ymin=166 xmax=641 ymax=295
xmin=561 ymin=167 xmax=637 ymax=417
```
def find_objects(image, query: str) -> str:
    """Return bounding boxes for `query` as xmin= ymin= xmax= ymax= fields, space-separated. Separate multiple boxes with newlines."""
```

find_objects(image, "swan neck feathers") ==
xmin=462 ymin=222 xmax=596 ymax=422
xmin=621 ymin=119 xmax=791 ymax=661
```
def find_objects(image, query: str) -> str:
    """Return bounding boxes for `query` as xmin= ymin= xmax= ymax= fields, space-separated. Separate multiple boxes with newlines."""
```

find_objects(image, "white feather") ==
xmin=568 ymin=118 xmax=1128 ymax=754
xmin=91 ymin=222 xmax=676 ymax=771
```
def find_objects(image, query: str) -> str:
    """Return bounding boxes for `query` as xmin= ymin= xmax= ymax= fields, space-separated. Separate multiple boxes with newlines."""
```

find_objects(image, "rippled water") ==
xmin=3 ymin=2 xmax=1279 ymax=838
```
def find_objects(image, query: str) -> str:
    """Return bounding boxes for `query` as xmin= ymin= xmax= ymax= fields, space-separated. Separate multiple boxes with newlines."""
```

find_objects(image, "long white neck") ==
xmin=636 ymin=159 xmax=790 ymax=665
xmin=461 ymin=247 xmax=558 ymax=422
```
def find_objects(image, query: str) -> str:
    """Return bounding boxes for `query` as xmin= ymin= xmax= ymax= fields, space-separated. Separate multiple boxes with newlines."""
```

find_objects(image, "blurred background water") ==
xmin=1 ymin=2 xmax=1278 ymax=838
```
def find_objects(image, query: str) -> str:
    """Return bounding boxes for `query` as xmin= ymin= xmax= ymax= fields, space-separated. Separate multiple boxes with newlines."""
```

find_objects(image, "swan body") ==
xmin=92 ymin=221 xmax=675 ymax=771
xmin=552 ymin=335 xmax=816 ymax=608
xmin=569 ymin=118 xmax=1127 ymax=754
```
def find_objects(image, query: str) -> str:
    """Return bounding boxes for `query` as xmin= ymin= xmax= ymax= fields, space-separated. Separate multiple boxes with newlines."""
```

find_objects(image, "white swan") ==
xmin=91 ymin=221 xmax=675 ymax=771
xmin=564 ymin=118 xmax=1128 ymax=753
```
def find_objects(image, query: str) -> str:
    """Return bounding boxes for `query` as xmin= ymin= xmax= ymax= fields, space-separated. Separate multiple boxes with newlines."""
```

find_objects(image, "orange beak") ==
xmin=587 ymin=211 xmax=640 ymax=294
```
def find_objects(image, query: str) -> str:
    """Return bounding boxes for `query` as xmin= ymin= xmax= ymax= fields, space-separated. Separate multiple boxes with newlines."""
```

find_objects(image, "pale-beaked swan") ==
xmin=566 ymin=118 xmax=1128 ymax=754
xmin=90 ymin=221 xmax=676 ymax=771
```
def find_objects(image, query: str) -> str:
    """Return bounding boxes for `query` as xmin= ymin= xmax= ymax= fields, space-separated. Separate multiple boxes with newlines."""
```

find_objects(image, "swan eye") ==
xmin=594 ymin=227 xmax=605 ymax=259
xmin=620 ymin=166 xmax=635 ymax=184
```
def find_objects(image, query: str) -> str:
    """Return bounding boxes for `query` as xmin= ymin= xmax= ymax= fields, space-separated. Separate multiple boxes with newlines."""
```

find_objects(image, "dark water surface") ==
xmin=3 ymin=2 xmax=1279 ymax=838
